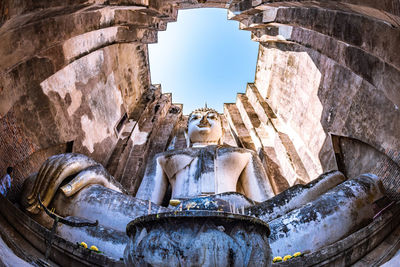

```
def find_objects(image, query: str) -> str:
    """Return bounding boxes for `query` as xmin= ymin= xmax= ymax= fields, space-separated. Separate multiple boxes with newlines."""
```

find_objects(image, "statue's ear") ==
xmin=184 ymin=131 xmax=191 ymax=148
xmin=218 ymin=120 xmax=225 ymax=145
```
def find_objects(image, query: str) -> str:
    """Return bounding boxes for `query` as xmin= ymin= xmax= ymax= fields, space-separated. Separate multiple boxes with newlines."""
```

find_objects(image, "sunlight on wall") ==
xmin=148 ymin=8 xmax=259 ymax=114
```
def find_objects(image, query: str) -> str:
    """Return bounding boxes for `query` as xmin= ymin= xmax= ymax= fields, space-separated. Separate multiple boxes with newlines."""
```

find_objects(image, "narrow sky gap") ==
xmin=148 ymin=8 xmax=259 ymax=114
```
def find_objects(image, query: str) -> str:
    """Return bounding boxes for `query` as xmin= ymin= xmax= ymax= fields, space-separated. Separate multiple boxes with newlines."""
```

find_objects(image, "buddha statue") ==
xmin=19 ymin=107 xmax=385 ymax=261
xmin=136 ymin=107 xmax=275 ymax=204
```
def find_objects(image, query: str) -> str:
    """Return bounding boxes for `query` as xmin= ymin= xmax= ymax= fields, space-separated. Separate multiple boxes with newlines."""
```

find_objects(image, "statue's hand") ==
xmin=60 ymin=165 xmax=124 ymax=197
xmin=25 ymin=153 xmax=124 ymax=214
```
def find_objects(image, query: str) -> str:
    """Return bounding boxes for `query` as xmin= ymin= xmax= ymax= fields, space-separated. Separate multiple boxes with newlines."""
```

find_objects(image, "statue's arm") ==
xmin=135 ymin=155 xmax=168 ymax=205
xmin=239 ymin=152 xmax=275 ymax=202
xmin=246 ymin=170 xmax=346 ymax=221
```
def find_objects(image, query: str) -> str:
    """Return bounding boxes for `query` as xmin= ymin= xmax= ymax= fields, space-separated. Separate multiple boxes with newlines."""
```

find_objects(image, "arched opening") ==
xmin=149 ymin=8 xmax=258 ymax=114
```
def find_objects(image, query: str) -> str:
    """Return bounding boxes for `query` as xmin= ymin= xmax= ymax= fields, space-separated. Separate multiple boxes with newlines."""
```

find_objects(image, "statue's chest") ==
xmin=165 ymin=148 xmax=249 ymax=196
xmin=192 ymin=148 xmax=216 ymax=178
xmin=171 ymin=149 xmax=217 ymax=195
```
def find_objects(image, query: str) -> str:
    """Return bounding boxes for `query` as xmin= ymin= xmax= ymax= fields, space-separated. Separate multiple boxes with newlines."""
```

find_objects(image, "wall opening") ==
xmin=149 ymin=8 xmax=258 ymax=114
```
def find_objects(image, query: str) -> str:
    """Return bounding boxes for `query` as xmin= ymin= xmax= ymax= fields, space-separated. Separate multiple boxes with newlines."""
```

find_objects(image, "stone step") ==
xmin=105 ymin=86 xmax=160 ymax=178
xmin=167 ymin=113 xmax=188 ymax=151
xmin=220 ymin=115 xmax=239 ymax=147
xmin=0 ymin=210 xmax=52 ymax=266
xmin=118 ymin=87 xmax=173 ymax=194
xmin=223 ymin=103 xmax=256 ymax=151
xmin=245 ymin=83 xmax=312 ymax=184
xmin=235 ymin=93 xmax=270 ymax=149
xmin=235 ymin=92 xmax=294 ymax=193
xmin=105 ymin=118 xmax=137 ymax=177
xmin=130 ymin=102 xmax=183 ymax=195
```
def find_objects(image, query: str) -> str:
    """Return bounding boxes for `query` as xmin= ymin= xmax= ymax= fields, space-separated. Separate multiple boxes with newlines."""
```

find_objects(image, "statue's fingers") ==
xmin=27 ymin=154 xmax=57 ymax=201
xmin=38 ymin=153 xmax=77 ymax=204
xmin=26 ymin=154 xmax=97 ymax=214
xmin=35 ymin=154 xmax=67 ymax=192
xmin=26 ymin=154 xmax=73 ymax=213
xmin=27 ymin=154 xmax=65 ymax=203
xmin=60 ymin=165 xmax=122 ymax=197
xmin=42 ymin=155 xmax=98 ymax=207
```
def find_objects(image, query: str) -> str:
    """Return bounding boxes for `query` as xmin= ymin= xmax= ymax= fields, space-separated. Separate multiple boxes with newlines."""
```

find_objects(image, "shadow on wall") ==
xmin=254 ymin=41 xmax=400 ymax=185
xmin=254 ymin=43 xmax=333 ymax=179
xmin=333 ymin=135 xmax=400 ymax=201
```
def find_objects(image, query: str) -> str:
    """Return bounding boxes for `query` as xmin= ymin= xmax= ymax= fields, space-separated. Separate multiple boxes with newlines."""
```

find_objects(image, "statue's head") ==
xmin=187 ymin=107 xmax=223 ymax=146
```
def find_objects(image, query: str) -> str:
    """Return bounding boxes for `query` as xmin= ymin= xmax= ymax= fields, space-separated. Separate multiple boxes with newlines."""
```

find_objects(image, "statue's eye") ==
xmin=190 ymin=115 xmax=201 ymax=121
xmin=207 ymin=113 xmax=216 ymax=119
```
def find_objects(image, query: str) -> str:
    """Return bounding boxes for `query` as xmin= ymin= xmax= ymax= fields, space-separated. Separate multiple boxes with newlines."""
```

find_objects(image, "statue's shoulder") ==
xmin=155 ymin=146 xmax=256 ymax=159
xmin=217 ymin=145 xmax=255 ymax=155
xmin=154 ymin=148 xmax=197 ymax=159
xmin=153 ymin=149 xmax=198 ymax=177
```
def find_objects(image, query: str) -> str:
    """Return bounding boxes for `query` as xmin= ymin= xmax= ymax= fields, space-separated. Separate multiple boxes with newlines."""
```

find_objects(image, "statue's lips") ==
xmin=196 ymin=124 xmax=210 ymax=128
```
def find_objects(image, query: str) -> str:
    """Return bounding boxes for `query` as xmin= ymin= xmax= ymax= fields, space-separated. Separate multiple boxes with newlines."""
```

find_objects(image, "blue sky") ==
xmin=148 ymin=8 xmax=259 ymax=114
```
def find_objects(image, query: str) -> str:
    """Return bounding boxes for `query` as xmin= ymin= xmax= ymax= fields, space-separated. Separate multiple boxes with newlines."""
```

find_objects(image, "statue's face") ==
xmin=188 ymin=110 xmax=223 ymax=145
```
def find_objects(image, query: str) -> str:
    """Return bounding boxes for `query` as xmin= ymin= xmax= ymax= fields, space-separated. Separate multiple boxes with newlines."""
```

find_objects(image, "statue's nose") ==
xmin=199 ymin=115 xmax=208 ymax=124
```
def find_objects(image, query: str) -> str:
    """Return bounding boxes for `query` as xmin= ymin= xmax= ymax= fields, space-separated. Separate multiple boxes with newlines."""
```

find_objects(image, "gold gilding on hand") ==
xmin=24 ymin=154 xmax=98 ymax=214
xmin=27 ymin=154 xmax=65 ymax=203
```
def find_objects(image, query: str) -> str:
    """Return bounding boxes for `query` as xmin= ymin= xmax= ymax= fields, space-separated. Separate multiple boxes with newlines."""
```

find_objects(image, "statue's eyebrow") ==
xmin=189 ymin=113 xmax=202 ymax=120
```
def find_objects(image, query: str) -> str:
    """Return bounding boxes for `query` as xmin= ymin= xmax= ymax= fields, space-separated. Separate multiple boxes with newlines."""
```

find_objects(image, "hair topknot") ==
xmin=189 ymin=107 xmax=219 ymax=116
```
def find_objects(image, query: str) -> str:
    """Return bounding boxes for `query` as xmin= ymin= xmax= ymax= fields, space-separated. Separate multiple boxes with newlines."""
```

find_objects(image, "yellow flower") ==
xmin=272 ymin=256 xmax=282 ymax=262
xmin=169 ymin=199 xmax=181 ymax=206
xmin=283 ymin=255 xmax=292 ymax=261
xmin=293 ymin=252 xmax=302 ymax=257
xmin=90 ymin=245 xmax=99 ymax=252
xmin=80 ymin=242 xmax=87 ymax=249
